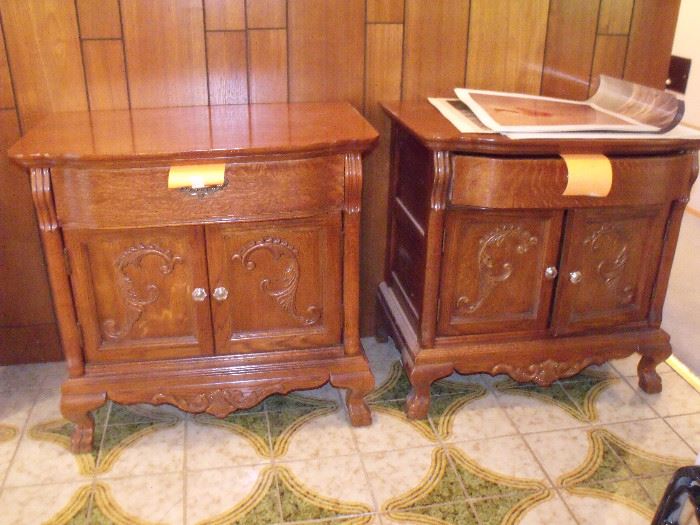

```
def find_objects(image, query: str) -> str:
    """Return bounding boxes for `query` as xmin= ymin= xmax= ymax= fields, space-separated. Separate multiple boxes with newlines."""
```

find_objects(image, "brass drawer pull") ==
xmin=212 ymin=286 xmax=229 ymax=302
xmin=544 ymin=266 xmax=558 ymax=280
xmin=569 ymin=271 xmax=583 ymax=284
xmin=191 ymin=287 xmax=208 ymax=302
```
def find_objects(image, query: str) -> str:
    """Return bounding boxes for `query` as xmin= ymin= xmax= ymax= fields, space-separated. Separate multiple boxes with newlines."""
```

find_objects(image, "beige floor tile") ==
xmin=283 ymin=410 xmax=358 ymax=460
xmin=351 ymin=410 xmax=436 ymax=453
xmin=437 ymin=392 xmax=517 ymax=443
xmin=185 ymin=464 xmax=268 ymax=524
xmin=100 ymin=422 xmax=185 ymax=478
xmin=26 ymin=389 xmax=64 ymax=426
xmin=38 ymin=361 xmax=68 ymax=390
xmin=0 ymin=390 xmax=35 ymax=428
xmin=450 ymin=435 xmax=550 ymax=484
xmin=281 ymin=454 xmax=375 ymax=511
xmin=665 ymin=413 xmax=700 ymax=454
xmin=361 ymin=446 xmax=438 ymax=510
xmin=610 ymin=354 xmax=673 ymax=377
xmin=602 ymin=418 xmax=696 ymax=460
xmin=594 ymin=380 xmax=658 ymax=423
xmin=494 ymin=388 xmax=588 ymax=433
xmin=0 ymin=364 xmax=49 ymax=393
xmin=0 ymin=481 xmax=88 ymax=525
xmin=634 ymin=372 xmax=700 ymax=417
xmin=518 ymin=491 xmax=578 ymax=524
xmin=297 ymin=382 xmax=343 ymax=402
xmin=105 ymin=472 xmax=183 ymax=524
xmin=362 ymin=337 xmax=400 ymax=364
xmin=562 ymin=493 xmax=649 ymax=525
xmin=185 ymin=419 xmax=268 ymax=470
xmin=524 ymin=428 xmax=592 ymax=484
xmin=4 ymin=434 xmax=87 ymax=487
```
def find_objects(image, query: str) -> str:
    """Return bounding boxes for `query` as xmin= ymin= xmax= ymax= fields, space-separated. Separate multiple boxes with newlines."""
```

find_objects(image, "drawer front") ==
xmin=451 ymin=153 xmax=694 ymax=209
xmin=53 ymin=156 xmax=345 ymax=229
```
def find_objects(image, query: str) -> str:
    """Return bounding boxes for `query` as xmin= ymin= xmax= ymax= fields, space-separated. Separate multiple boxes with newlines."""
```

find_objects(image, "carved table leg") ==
xmin=637 ymin=343 xmax=672 ymax=394
xmin=330 ymin=369 xmax=375 ymax=426
xmin=405 ymin=363 xmax=453 ymax=420
xmin=60 ymin=392 xmax=107 ymax=453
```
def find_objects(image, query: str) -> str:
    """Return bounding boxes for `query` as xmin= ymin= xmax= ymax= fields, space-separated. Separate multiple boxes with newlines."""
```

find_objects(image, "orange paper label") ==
xmin=168 ymin=163 xmax=226 ymax=189
xmin=561 ymin=154 xmax=613 ymax=197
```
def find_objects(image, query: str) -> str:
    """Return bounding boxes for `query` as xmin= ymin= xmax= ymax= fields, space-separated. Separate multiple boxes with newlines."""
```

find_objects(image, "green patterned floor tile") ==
xmin=195 ymin=394 xmax=337 ymax=458
xmin=385 ymin=447 xmax=549 ymax=525
xmin=560 ymin=429 xmax=687 ymax=518
xmin=199 ymin=466 xmax=372 ymax=525
xmin=31 ymin=404 xmax=179 ymax=475
xmin=367 ymin=362 xmax=487 ymax=441
xmin=495 ymin=371 xmax=618 ymax=422
xmin=45 ymin=483 xmax=156 ymax=525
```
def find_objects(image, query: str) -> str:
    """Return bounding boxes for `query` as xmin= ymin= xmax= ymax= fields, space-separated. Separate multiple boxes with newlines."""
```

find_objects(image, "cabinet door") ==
xmin=205 ymin=214 xmax=342 ymax=354
xmin=437 ymin=210 xmax=563 ymax=336
xmin=551 ymin=206 xmax=669 ymax=335
xmin=64 ymin=226 xmax=214 ymax=362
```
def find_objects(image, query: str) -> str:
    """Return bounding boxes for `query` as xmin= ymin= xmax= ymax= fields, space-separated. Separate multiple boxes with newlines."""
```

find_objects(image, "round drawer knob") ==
xmin=569 ymin=271 xmax=583 ymax=285
xmin=213 ymin=286 xmax=229 ymax=302
xmin=544 ymin=266 xmax=558 ymax=280
xmin=191 ymin=287 xmax=208 ymax=302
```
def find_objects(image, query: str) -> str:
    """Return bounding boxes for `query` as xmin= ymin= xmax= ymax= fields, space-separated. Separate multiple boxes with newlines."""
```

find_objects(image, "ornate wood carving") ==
xmin=456 ymin=225 xmax=538 ymax=314
xmin=29 ymin=167 xmax=59 ymax=232
xmin=232 ymin=237 xmax=322 ymax=326
xmin=103 ymin=244 xmax=183 ymax=340
xmin=491 ymin=358 xmax=596 ymax=386
xmin=584 ymin=225 xmax=634 ymax=305
xmin=430 ymin=151 xmax=451 ymax=212
xmin=344 ymin=152 xmax=362 ymax=214
xmin=149 ymin=378 xmax=324 ymax=418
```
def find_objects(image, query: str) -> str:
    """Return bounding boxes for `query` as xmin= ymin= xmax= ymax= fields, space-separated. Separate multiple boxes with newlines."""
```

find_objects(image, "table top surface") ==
xmin=381 ymin=100 xmax=700 ymax=156
xmin=9 ymin=102 xmax=379 ymax=167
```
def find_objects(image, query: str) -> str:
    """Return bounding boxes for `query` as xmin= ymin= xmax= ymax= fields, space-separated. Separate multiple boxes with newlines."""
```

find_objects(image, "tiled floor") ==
xmin=1 ymin=338 xmax=699 ymax=524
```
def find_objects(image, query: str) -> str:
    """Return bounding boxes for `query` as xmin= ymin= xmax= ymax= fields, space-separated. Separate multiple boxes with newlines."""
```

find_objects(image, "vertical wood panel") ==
xmin=362 ymin=23 xmax=403 ymax=333
xmin=367 ymin=0 xmax=404 ymax=23
xmin=76 ymin=0 xmax=122 ymax=38
xmin=624 ymin=0 xmax=681 ymax=89
xmin=402 ymin=0 xmax=469 ymax=101
xmin=246 ymin=0 xmax=286 ymax=28
xmin=591 ymin=35 xmax=628 ymax=88
xmin=467 ymin=0 xmax=549 ymax=94
xmin=0 ymin=22 xmax=14 ymax=109
xmin=598 ymin=0 xmax=634 ymax=35
xmin=288 ymin=0 xmax=365 ymax=108
xmin=0 ymin=109 xmax=54 ymax=326
xmin=248 ymin=29 xmax=288 ymax=103
xmin=0 ymin=0 xmax=88 ymax=129
xmin=204 ymin=0 xmax=245 ymax=30
xmin=121 ymin=0 xmax=208 ymax=108
xmin=82 ymin=40 xmax=129 ymax=110
xmin=206 ymin=31 xmax=248 ymax=104
xmin=541 ymin=0 xmax=600 ymax=100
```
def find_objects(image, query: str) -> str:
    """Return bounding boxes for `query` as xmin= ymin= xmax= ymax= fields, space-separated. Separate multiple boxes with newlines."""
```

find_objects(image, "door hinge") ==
xmin=63 ymin=247 xmax=72 ymax=275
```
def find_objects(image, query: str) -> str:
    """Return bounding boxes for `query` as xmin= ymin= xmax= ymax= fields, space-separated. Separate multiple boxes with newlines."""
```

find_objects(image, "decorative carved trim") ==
xmin=150 ymin=380 xmax=321 ymax=418
xmin=102 ymin=244 xmax=182 ymax=340
xmin=456 ymin=224 xmax=538 ymax=314
xmin=232 ymin=237 xmax=322 ymax=326
xmin=344 ymin=152 xmax=362 ymax=214
xmin=584 ymin=225 xmax=634 ymax=305
xmin=29 ymin=168 xmax=59 ymax=232
xmin=491 ymin=357 xmax=596 ymax=386
xmin=430 ymin=151 xmax=450 ymax=211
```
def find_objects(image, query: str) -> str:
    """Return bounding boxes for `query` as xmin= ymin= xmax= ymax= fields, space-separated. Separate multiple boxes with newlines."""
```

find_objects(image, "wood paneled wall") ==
xmin=0 ymin=0 xmax=682 ymax=363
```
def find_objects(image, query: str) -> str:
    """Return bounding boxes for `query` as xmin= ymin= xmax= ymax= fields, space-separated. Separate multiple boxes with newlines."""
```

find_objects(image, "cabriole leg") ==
xmin=60 ymin=391 xmax=107 ymax=453
xmin=638 ymin=343 xmax=672 ymax=394
xmin=330 ymin=369 xmax=374 ymax=426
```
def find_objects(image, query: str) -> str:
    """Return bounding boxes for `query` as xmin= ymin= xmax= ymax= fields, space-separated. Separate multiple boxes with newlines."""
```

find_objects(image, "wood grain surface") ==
xmin=0 ymin=0 xmax=685 ymax=362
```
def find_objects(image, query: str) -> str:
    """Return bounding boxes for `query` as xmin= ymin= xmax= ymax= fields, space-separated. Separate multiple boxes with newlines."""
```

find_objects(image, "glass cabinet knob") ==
xmin=544 ymin=266 xmax=558 ymax=280
xmin=213 ymin=286 xmax=229 ymax=302
xmin=191 ymin=287 xmax=208 ymax=302
xmin=569 ymin=271 xmax=583 ymax=284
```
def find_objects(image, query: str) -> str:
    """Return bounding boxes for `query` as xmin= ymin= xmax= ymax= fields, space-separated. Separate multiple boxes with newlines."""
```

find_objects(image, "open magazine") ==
xmin=449 ymin=76 xmax=684 ymax=134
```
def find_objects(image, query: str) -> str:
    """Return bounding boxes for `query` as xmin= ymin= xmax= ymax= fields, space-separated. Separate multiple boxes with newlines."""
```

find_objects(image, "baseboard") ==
xmin=666 ymin=355 xmax=700 ymax=393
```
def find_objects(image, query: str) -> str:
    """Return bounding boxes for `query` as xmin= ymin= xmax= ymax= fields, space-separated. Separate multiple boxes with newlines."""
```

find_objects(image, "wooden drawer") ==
xmin=450 ymin=153 xmax=695 ymax=209
xmin=53 ymin=155 xmax=345 ymax=229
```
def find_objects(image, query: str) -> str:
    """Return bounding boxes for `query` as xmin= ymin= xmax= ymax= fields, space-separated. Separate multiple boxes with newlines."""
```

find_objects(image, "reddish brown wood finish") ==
xmin=379 ymin=101 xmax=699 ymax=419
xmin=10 ymin=102 xmax=378 ymax=452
